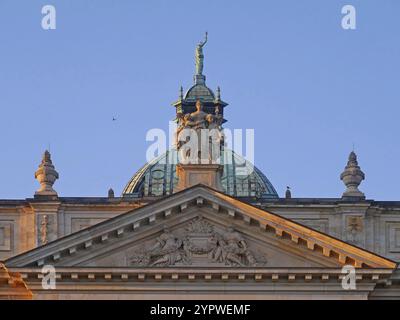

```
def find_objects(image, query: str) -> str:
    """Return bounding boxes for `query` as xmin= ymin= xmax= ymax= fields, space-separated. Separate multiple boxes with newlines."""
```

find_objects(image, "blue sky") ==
xmin=0 ymin=0 xmax=399 ymax=199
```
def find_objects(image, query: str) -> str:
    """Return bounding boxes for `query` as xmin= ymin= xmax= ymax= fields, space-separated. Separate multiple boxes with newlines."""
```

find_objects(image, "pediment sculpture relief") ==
xmin=129 ymin=217 xmax=266 ymax=267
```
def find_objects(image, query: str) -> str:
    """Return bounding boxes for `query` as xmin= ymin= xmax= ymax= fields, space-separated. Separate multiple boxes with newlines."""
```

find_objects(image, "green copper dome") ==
xmin=184 ymin=83 xmax=215 ymax=102
xmin=122 ymin=149 xmax=279 ymax=199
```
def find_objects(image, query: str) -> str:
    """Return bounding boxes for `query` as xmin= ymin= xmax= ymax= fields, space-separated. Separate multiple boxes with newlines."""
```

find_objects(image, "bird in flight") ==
xmin=112 ymin=117 xmax=117 ymax=121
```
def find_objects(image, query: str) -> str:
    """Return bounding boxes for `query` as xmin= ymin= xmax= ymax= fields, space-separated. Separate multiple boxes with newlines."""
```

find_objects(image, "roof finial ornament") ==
xmin=216 ymin=86 xmax=221 ymax=101
xmin=34 ymin=150 xmax=59 ymax=197
xmin=194 ymin=32 xmax=208 ymax=85
xmin=340 ymin=151 xmax=365 ymax=199
xmin=179 ymin=86 xmax=184 ymax=100
xmin=285 ymin=186 xmax=292 ymax=199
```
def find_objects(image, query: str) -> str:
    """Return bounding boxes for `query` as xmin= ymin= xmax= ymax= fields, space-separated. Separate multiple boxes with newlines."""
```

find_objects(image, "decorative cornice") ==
xmin=9 ymin=267 xmax=394 ymax=296
xmin=6 ymin=185 xmax=397 ymax=270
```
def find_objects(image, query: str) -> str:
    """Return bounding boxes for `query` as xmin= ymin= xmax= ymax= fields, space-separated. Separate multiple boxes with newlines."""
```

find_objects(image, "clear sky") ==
xmin=0 ymin=0 xmax=399 ymax=200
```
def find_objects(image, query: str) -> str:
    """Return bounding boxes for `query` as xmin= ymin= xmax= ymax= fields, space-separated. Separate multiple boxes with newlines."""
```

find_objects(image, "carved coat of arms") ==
xmin=129 ymin=217 xmax=265 ymax=267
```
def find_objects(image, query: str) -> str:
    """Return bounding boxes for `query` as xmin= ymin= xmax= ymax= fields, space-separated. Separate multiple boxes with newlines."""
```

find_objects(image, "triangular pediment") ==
xmin=74 ymin=215 xmax=334 ymax=268
xmin=6 ymin=185 xmax=396 ymax=270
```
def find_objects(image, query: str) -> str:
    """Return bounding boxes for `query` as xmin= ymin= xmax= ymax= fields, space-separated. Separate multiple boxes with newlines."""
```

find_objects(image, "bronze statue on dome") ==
xmin=195 ymin=32 xmax=207 ymax=75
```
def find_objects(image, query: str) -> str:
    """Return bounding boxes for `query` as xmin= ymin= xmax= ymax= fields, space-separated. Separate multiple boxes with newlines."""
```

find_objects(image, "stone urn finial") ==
xmin=340 ymin=151 xmax=365 ymax=199
xmin=34 ymin=150 xmax=59 ymax=196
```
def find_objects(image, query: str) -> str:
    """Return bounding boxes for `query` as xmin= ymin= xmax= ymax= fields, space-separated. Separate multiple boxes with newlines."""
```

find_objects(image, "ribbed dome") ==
xmin=184 ymin=84 xmax=215 ymax=102
xmin=122 ymin=149 xmax=278 ymax=199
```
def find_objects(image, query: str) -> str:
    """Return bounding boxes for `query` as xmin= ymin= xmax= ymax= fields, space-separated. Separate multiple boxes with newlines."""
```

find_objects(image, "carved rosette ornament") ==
xmin=129 ymin=218 xmax=265 ymax=267
xmin=345 ymin=216 xmax=364 ymax=246
xmin=35 ymin=150 xmax=59 ymax=196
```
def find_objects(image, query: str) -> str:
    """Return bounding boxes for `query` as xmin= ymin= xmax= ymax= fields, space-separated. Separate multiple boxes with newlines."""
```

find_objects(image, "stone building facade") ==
xmin=1 ymin=38 xmax=400 ymax=299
